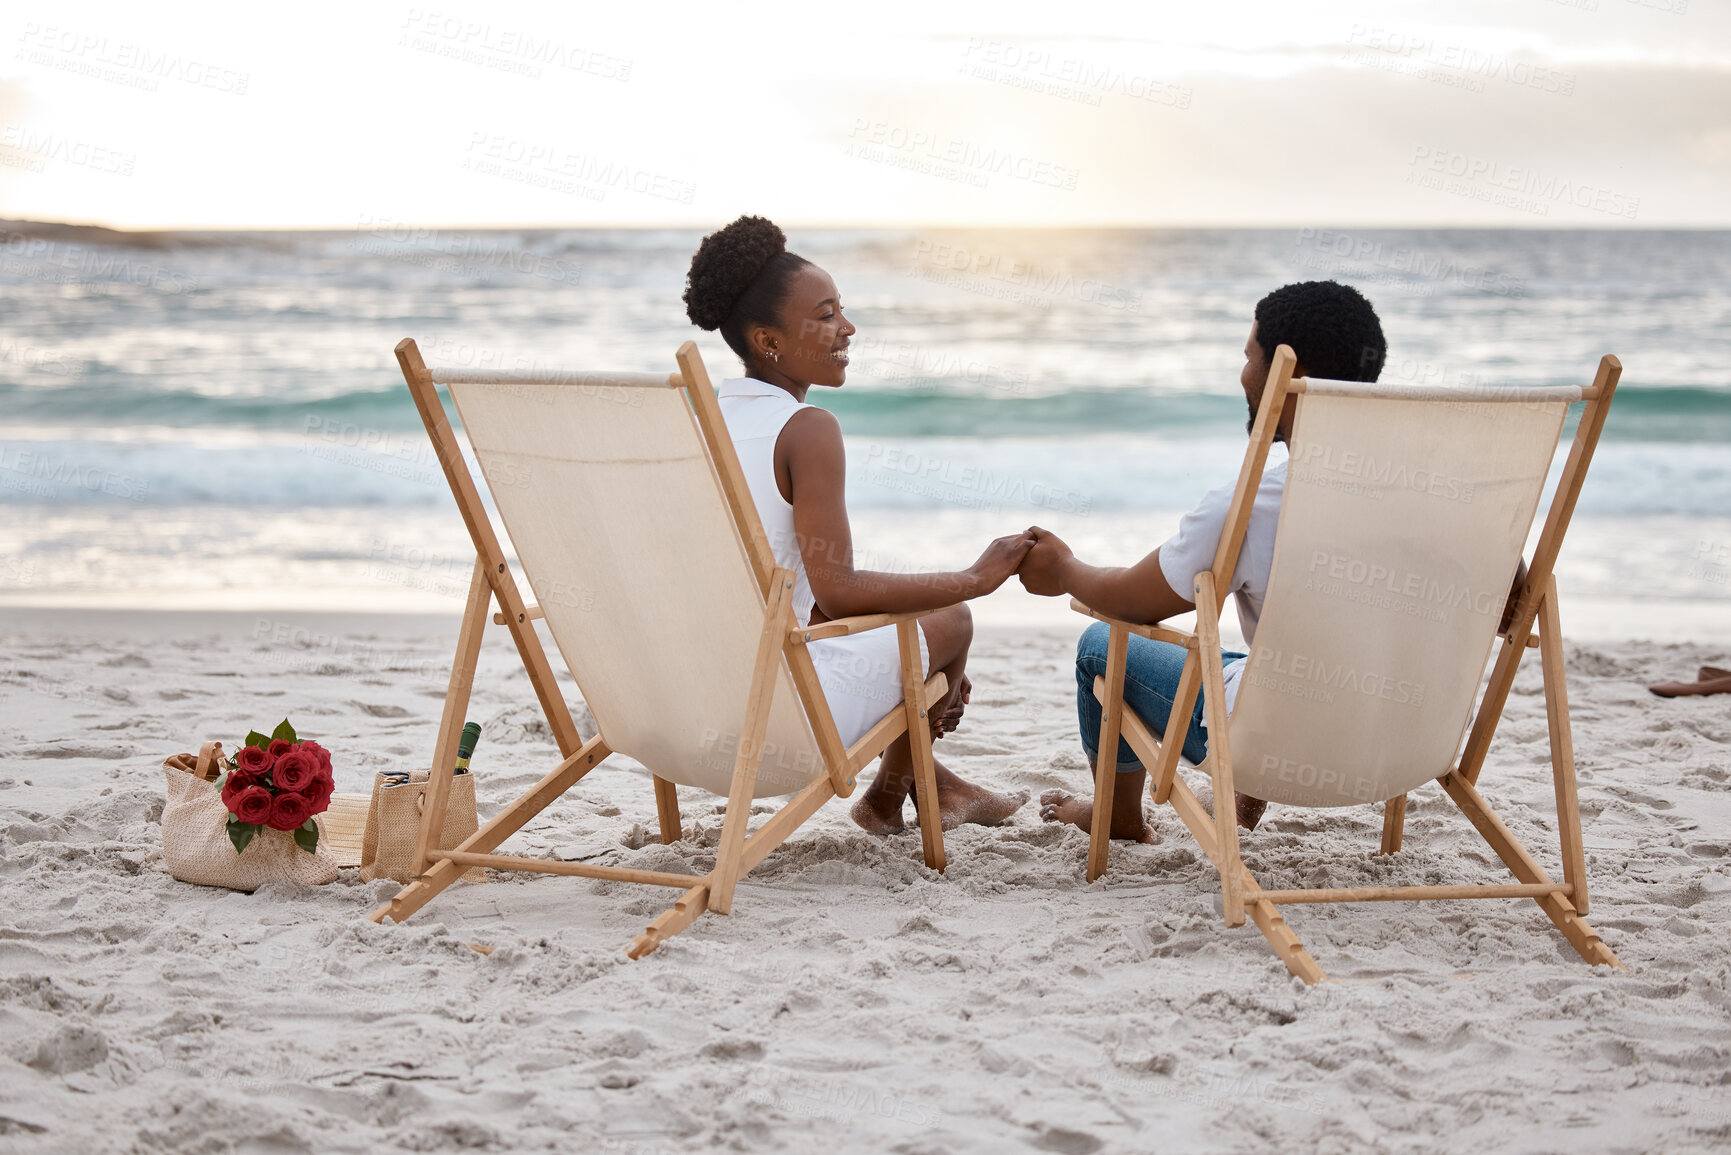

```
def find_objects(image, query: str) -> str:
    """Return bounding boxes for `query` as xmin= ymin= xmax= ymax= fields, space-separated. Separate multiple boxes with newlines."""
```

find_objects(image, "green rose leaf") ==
xmin=271 ymin=718 xmax=297 ymax=744
xmin=293 ymin=820 xmax=319 ymax=854
xmin=227 ymin=817 xmax=258 ymax=854
xmin=245 ymin=730 xmax=271 ymax=750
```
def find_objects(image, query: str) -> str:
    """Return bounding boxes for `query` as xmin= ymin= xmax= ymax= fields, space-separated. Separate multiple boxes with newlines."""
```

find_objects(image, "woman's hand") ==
xmin=965 ymin=532 xmax=1037 ymax=597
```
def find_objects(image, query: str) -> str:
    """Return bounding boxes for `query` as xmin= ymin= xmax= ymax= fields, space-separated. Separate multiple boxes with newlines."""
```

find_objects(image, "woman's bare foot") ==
xmin=1039 ymin=789 xmax=1157 ymax=844
xmin=920 ymin=777 xmax=1029 ymax=829
xmin=931 ymin=673 xmax=970 ymax=739
xmin=850 ymin=790 xmax=907 ymax=836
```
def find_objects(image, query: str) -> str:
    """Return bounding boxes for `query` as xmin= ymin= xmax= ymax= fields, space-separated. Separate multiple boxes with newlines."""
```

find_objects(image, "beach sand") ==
xmin=1 ymin=607 xmax=1728 ymax=1153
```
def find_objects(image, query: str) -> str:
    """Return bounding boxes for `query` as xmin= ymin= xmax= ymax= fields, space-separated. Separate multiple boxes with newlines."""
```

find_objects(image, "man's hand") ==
xmin=1017 ymin=525 xmax=1073 ymax=597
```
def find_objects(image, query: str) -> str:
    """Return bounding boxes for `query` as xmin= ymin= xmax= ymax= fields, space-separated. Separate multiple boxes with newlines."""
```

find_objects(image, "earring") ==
xmin=767 ymin=351 xmax=780 ymax=363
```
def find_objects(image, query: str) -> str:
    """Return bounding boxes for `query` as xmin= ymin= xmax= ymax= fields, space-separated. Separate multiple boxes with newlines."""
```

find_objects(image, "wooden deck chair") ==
xmin=1074 ymin=345 xmax=1624 ymax=983
xmin=367 ymin=339 xmax=954 ymax=956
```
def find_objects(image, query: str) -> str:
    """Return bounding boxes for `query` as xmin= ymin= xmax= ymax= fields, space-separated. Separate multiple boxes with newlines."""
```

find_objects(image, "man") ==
xmin=1017 ymin=281 xmax=1388 ymax=843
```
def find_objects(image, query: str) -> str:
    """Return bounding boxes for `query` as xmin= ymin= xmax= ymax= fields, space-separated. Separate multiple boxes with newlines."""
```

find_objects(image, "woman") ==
xmin=684 ymin=215 xmax=1030 ymax=834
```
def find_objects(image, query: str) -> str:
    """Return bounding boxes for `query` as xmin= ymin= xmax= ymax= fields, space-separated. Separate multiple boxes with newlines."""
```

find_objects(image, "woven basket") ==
xmin=360 ymin=769 xmax=483 ymax=884
xmin=160 ymin=743 xmax=339 ymax=890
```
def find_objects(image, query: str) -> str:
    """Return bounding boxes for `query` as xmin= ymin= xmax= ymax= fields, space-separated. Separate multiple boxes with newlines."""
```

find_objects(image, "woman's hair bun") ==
xmin=683 ymin=215 xmax=788 ymax=331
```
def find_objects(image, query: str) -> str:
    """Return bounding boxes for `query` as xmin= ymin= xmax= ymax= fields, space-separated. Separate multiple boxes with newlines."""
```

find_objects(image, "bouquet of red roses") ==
xmin=217 ymin=719 xmax=335 ymax=854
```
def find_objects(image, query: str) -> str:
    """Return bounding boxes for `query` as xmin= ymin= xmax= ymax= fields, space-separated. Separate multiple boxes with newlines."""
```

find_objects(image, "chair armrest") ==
xmin=788 ymin=604 xmax=960 ymax=644
xmin=1069 ymin=598 xmax=1198 ymax=649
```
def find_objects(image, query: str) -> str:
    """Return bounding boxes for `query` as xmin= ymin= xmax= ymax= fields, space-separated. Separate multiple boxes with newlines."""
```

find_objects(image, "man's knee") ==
xmin=1075 ymin=620 xmax=1111 ymax=678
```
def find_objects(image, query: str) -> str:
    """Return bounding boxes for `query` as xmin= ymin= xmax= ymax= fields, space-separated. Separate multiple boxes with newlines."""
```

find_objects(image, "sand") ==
xmin=1 ymin=607 xmax=1729 ymax=1154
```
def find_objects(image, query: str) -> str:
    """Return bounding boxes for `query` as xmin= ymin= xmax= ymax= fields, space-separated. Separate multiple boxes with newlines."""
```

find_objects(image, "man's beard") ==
xmin=1246 ymin=396 xmax=1257 ymax=435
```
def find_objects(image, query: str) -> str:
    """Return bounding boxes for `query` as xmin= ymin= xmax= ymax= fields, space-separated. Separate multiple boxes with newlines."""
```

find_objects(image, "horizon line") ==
xmin=7 ymin=216 xmax=1731 ymax=235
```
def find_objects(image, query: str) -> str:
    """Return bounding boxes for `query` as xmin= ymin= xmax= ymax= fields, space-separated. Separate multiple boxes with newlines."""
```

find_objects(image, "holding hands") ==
xmin=1016 ymin=526 xmax=1072 ymax=597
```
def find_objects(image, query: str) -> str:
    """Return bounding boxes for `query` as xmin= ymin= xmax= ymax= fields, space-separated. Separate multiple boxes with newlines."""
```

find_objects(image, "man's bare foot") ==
xmin=1038 ymin=789 xmax=1156 ymax=844
xmin=914 ymin=778 xmax=1029 ymax=829
xmin=850 ymin=791 xmax=906 ymax=836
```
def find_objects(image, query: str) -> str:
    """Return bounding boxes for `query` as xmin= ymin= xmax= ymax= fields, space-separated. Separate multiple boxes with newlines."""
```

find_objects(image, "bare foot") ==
xmin=850 ymin=791 xmax=907 ymax=836
xmin=931 ymin=673 xmax=970 ymax=739
xmin=912 ymin=778 xmax=1029 ymax=830
xmin=1038 ymin=789 xmax=1156 ymax=844
xmin=1236 ymin=792 xmax=1267 ymax=831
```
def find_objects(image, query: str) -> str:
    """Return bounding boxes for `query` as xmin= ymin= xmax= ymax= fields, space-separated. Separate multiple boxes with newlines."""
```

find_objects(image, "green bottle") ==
xmin=455 ymin=722 xmax=481 ymax=775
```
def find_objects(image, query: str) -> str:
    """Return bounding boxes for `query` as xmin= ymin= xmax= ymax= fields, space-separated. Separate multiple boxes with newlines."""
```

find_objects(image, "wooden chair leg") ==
xmin=708 ymin=570 xmax=795 ymax=915
xmin=1379 ymin=795 xmax=1407 ymax=855
xmin=899 ymin=619 xmax=946 ymax=872
xmin=1192 ymin=573 xmax=1245 ymax=929
xmin=653 ymin=776 xmax=682 ymax=845
xmin=1150 ymin=651 xmax=1201 ymax=805
xmin=1440 ymin=770 xmax=1619 ymax=969
xmin=1538 ymin=577 xmax=1588 ymax=914
xmin=414 ymin=557 xmax=491 ymax=873
xmin=1087 ymin=624 xmax=1130 ymax=881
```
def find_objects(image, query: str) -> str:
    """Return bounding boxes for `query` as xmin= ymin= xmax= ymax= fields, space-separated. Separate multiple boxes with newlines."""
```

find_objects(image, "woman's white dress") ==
xmin=718 ymin=376 xmax=930 ymax=748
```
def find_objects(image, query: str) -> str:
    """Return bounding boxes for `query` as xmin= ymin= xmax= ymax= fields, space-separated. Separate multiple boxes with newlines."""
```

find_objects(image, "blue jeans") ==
xmin=1075 ymin=620 xmax=1245 ymax=772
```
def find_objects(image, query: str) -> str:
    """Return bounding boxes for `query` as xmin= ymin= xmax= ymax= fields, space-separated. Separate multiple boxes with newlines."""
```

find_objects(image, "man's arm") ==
xmin=1017 ymin=526 xmax=1195 ymax=625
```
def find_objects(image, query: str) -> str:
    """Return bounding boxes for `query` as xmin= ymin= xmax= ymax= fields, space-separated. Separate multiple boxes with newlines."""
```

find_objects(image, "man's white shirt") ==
xmin=1155 ymin=444 xmax=1288 ymax=728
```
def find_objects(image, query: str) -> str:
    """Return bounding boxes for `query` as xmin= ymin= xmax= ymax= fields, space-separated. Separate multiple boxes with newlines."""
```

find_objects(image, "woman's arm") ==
xmin=779 ymin=408 xmax=1032 ymax=621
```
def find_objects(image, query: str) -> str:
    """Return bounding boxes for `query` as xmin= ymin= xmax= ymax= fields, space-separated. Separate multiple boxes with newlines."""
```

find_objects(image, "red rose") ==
xmin=302 ymin=773 xmax=334 ymax=814
xmin=232 ymin=786 xmax=274 ymax=826
xmin=300 ymin=741 xmax=333 ymax=773
xmin=265 ymin=791 xmax=312 ymax=832
xmin=236 ymin=745 xmax=272 ymax=775
xmin=267 ymin=739 xmax=294 ymax=758
xmin=221 ymin=771 xmax=260 ymax=807
xmin=273 ymin=750 xmax=317 ymax=792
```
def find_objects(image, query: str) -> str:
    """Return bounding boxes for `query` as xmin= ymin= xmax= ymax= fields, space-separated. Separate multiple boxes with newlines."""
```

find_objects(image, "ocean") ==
xmin=3 ymin=224 xmax=1729 ymax=640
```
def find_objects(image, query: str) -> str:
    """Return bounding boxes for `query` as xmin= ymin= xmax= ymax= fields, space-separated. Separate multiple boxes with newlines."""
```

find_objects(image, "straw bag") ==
xmin=161 ymin=743 xmax=340 ymax=890
xmin=360 ymin=770 xmax=483 ymax=883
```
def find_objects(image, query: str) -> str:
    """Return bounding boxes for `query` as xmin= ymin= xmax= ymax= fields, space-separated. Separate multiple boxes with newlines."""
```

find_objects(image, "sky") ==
xmin=1 ymin=0 xmax=1727 ymax=229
